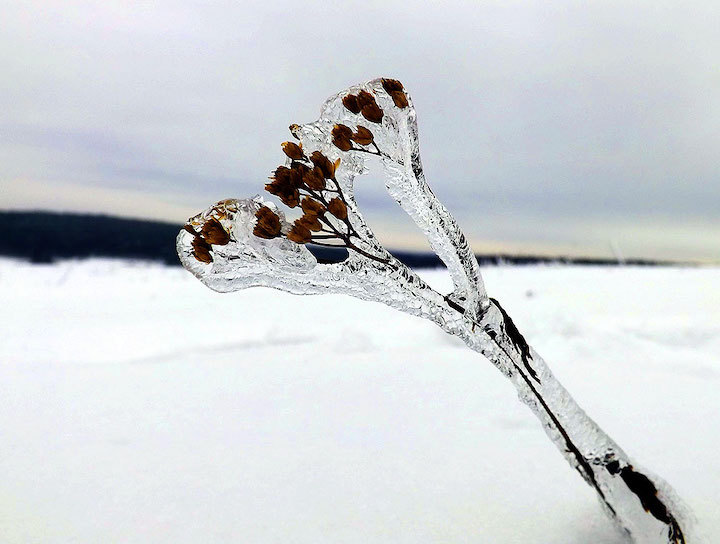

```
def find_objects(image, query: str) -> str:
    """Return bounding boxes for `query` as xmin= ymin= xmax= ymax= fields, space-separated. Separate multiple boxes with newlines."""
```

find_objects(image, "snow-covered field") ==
xmin=1 ymin=258 xmax=718 ymax=543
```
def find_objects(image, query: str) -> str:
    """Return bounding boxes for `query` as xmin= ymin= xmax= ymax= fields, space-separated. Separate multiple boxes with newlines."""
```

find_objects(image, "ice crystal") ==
xmin=177 ymin=78 xmax=692 ymax=543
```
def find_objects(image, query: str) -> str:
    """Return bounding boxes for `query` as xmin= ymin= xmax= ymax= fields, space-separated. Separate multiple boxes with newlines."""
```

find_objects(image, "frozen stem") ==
xmin=177 ymin=77 xmax=691 ymax=544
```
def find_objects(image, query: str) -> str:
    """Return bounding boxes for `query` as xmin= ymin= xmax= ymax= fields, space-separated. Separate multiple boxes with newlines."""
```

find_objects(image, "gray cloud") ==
xmin=2 ymin=1 xmax=718 ymax=261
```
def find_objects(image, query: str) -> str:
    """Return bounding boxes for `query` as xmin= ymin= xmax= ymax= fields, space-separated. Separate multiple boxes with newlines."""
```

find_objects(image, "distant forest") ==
xmin=1 ymin=211 xmax=667 ymax=267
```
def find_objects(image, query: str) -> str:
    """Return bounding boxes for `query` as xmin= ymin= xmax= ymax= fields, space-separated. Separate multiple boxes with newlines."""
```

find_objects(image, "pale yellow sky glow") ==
xmin=4 ymin=178 xmax=718 ymax=263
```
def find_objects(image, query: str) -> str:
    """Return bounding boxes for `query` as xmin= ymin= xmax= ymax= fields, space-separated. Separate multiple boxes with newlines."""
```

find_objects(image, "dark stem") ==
xmin=442 ymin=298 xmax=616 ymax=511
xmin=494 ymin=337 xmax=616 ymax=515
xmin=443 ymin=296 xmax=687 ymax=541
xmin=345 ymin=241 xmax=393 ymax=266
xmin=319 ymin=121 xmax=683 ymax=543
xmin=350 ymin=145 xmax=381 ymax=156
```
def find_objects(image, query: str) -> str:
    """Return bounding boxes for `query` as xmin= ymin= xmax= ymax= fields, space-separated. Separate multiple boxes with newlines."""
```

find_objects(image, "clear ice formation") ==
xmin=177 ymin=79 xmax=692 ymax=543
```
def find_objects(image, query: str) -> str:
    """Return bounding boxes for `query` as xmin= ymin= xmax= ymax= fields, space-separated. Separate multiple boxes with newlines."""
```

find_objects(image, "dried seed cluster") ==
xmin=330 ymin=79 xmax=406 ymax=158
xmin=252 ymin=141 xmax=352 ymax=248
xmin=381 ymin=78 xmax=408 ymax=109
xmin=188 ymin=78 xmax=408 ymax=265
xmin=331 ymin=123 xmax=375 ymax=152
xmin=184 ymin=217 xmax=231 ymax=264
xmin=341 ymin=90 xmax=384 ymax=123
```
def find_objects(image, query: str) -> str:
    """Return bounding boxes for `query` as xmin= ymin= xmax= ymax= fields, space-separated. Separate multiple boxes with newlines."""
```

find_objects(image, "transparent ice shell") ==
xmin=177 ymin=79 xmax=693 ymax=544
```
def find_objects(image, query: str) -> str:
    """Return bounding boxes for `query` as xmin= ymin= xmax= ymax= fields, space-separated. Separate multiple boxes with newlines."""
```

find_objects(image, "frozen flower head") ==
xmin=253 ymin=206 xmax=282 ymax=239
xmin=177 ymin=79 xmax=402 ymax=295
xmin=177 ymin=197 xmax=318 ymax=293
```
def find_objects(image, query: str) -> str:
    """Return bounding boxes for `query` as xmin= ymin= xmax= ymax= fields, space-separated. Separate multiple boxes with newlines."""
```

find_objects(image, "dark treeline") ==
xmin=3 ymin=211 xmax=182 ymax=265
xmin=1 ymin=211 xmax=669 ymax=267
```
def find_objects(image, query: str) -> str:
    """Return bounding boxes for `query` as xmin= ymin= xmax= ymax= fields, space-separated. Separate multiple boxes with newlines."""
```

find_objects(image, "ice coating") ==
xmin=312 ymin=80 xmax=488 ymax=319
xmin=177 ymin=78 xmax=692 ymax=543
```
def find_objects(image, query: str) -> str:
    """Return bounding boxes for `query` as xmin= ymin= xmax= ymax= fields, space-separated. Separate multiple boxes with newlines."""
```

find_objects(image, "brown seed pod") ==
xmin=265 ymin=179 xmax=300 ymax=208
xmin=361 ymin=102 xmax=383 ymax=123
xmin=342 ymin=94 xmax=361 ymax=114
xmin=303 ymin=166 xmax=326 ymax=190
xmin=357 ymin=90 xmax=375 ymax=107
xmin=332 ymin=124 xmax=353 ymax=151
xmin=192 ymin=235 xmax=213 ymax=263
xmin=381 ymin=78 xmax=404 ymax=93
xmin=389 ymin=90 xmax=408 ymax=109
xmin=266 ymin=163 xmax=306 ymax=207
xmin=381 ymin=78 xmax=407 ymax=108
xmin=281 ymin=141 xmax=304 ymax=160
xmin=301 ymin=197 xmax=326 ymax=216
xmin=297 ymin=213 xmax=323 ymax=232
xmin=351 ymin=126 xmax=374 ymax=146
xmin=327 ymin=197 xmax=348 ymax=220
xmin=182 ymin=224 xmax=197 ymax=235
xmin=289 ymin=163 xmax=309 ymax=190
xmin=281 ymin=190 xmax=300 ymax=208
xmin=270 ymin=165 xmax=292 ymax=185
xmin=200 ymin=218 xmax=230 ymax=245
xmin=253 ymin=206 xmax=282 ymax=239
xmin=332 ymin=137 xmax=351 ymax=152
xmin=287 ymin=222 xmax=312 ymax=244
xmin=332 ymin=124 xmax=353 ymax=138
xmin=310 ymin=151 xmax=335 ymax=179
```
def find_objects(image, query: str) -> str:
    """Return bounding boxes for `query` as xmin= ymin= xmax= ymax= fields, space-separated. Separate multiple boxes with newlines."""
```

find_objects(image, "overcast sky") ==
xmin=2 ymin=1 xmax=719 ymax=261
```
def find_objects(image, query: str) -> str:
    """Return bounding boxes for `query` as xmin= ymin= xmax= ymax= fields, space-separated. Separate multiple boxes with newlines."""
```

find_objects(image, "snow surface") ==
xmin=0 ymin=259 xmax=718 ymax=543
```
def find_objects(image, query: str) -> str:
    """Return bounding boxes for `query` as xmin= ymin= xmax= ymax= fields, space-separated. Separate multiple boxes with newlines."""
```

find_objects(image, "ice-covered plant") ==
xmin=177 ymin=78 xmax=691 ymax=543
